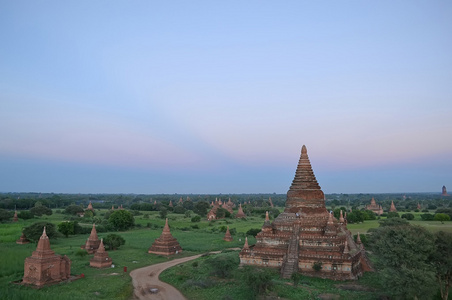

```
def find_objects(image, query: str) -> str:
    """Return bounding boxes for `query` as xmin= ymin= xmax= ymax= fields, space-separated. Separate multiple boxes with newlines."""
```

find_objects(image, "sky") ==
xmin=1 ymin=1 xmax=451 ymax=194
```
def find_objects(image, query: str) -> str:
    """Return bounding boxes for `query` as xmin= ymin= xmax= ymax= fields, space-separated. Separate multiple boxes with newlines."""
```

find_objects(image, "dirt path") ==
xmin=129 ymin=254 xmax=203 ymax=300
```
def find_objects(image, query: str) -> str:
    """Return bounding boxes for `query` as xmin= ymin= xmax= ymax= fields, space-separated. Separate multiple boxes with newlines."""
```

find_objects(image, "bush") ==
xmin=103 ymin=233 xmax=125 ymax=250
xmin=18 ymin=211 xmax=34 ymax=220
xmin=312 ymin=261 xmax=323 ymax=272
xmin=434 ymin=213 xmax=450 ymax=223
xmin=206 ymin=254 xmax=239 ymax=278
xmin=75 ymin=249 xmax=88 ymax=257
xmin=387 ymin=212 xmax=400 ymax=218
xmin=191 ymin=215 xmax=201 ymax=222
xmin=421 ymin=213 xmax=435 ymax=221
xmin=240 ymin=266 xmax=274 ymax=296
xmin=401 ymin=213 xmax=415 ymax=220
xmin=246 ymin=228 xmax=261 ymax=237
xmin=23 ymin=222 xmax=58 ymax=242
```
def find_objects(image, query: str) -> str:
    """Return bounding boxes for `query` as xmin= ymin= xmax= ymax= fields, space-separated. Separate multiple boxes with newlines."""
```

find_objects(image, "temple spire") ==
xmin=289 ymin=145 xmax=321 ymax=191
xmin=243 ymin=237 xmax=249 ymax=249
xmin=163 ymin=218 xmax=170 ymax=233
xmin=339 ymin=210 xmax=344 ymax=223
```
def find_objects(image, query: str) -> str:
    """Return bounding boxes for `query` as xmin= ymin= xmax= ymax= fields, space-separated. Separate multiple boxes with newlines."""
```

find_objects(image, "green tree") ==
xmin=246 ymin=228 xmax=261 ymax=237
xmin=64 ymin=204 xmax=84 ymax=215
xmin=108 ymin=210 xmax=135 ymax=231
xmin=58 ymin=221 xmax=76 ymax=237
xmin=30 ymin=205 xmax=52 ymax=217
xmin=434 ymin=213 xmax=451 ymax=224
xmin=194 ymin=201 xmax=210 ymax=217
xmin=23 ymin=222 xmax=58 ymax=242
xmin=103 ymin=233 xmax=125 ymax=250
xmin=370 ymin=223 xmax=436 ymax=299
xmin=431 ymin=231 xmax=452 ymax=300
xmin=0 ymin=208 xmax=13 ymax=222
xmin=159 ymin=208 xmax=168 ymax=219
xmin=191 ymin=215 xmax=201 ymax=222
xmin=401 ymin=213 xmax=415 ymax=220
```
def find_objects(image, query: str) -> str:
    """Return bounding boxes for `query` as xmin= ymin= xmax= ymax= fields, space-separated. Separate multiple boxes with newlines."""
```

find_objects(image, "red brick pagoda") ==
xmin=223 ymin=226 xmax=233 ymax=242
xmin=239 ymin=145 xmax=371 ymax=280
xmin=13 ymin=209 xmax=18 ymax=222
xmin=22 ymin=227 xmax=71 ymax=287
xmin=389 ymin=201 xmax=397 ymax=212
xmin=207 ymin=198 xmax=234 ymax=220
xmin=148 ymin=218 xmax=182 ymax=255
xmin=16 ymin=232 xmax=30 ymax=244
xmin=236 ymin=203 xmax=246 ymax=218
xmin=90 ymin=239 xmax=112 ymax=268
xmin=81 ymin=224 xmax=101 ymax=254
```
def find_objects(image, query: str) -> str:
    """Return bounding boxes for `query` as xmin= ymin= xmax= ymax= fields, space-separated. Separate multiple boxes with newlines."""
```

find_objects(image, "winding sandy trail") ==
xmin=129 ymin=254 xmax=203 ymax=300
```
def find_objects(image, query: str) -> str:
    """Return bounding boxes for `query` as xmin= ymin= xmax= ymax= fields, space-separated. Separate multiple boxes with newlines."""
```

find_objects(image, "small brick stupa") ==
xmin=16 ymin=232 xmax=30 ymax=244
xmin=148 ymin=218 xmax=182 ymax=255
xmin=389 ymin=201 xmax=397 ymax=212
xmin=86 ymin=201 xmax=95 ymax=212
xmin=236 ymin=203 xmax=246 ymax=218
xmin=22 ymin=227 xmax=71 ymax=287
xmin=223 ymin=226 xmax=233 ymax=242
xmin=13 ymin=209 xmax=18 ymax=222
xmin=90 ymin=239 xmax=112 ymax=268
xmin=81 ymin=224 xmax=101 ymax=254
xmin=239 ymin=145 xmax=371 ymax=280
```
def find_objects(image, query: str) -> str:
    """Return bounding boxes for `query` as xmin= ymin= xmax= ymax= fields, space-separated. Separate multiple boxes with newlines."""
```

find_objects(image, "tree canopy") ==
xmin=108 ymin=210 xmax=134 ymax=231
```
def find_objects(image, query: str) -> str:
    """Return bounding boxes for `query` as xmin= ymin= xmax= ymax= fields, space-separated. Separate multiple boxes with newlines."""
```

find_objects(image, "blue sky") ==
xmin=1 ymin=1 xmax=451 ymax=194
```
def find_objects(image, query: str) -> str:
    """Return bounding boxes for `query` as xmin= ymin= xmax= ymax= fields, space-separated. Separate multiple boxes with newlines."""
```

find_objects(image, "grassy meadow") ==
xmin=1 ymin=207 xmax=451 ymax=299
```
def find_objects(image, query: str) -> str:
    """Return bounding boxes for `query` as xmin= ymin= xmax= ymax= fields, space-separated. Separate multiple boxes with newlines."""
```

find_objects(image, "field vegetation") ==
xmin=0 ymin=192 xmax=451 ymax=299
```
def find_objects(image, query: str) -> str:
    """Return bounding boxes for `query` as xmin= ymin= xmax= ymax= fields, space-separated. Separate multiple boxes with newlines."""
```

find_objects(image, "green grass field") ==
xmin=1 ymin=208 xmax=451 ymax=299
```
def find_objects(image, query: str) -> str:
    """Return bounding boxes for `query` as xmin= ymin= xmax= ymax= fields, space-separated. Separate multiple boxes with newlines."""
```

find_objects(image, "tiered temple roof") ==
xmin=22 ymin=227 xmax=71 ymax=287
xmin=81 ymin=224 xmax=101 ymax=254
xmin=239 ymin=145 xmax=371 ymax=280
xmin=148 ymin=218 xmax=182 ymax=255
xmin=365 ymin=198 xmax=383 ymax=215
xmin=90 ymin=239 xmax=112 ymax=268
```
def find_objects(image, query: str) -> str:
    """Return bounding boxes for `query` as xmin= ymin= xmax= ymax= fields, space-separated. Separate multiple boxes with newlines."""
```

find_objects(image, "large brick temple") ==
xmin=22 ymin=227 xmax=71 ymax=287
xmin=239 ymin=145 xmax=371 ymax=280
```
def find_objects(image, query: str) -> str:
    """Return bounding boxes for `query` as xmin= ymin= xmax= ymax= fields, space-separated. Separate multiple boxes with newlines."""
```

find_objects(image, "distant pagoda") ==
xmin=13 ymin=209 xmax=18 ymax=222
xmin=16 ymin=232 xmax=30 ymax=244
xmin=81 ymin=224 xmax=101 ymax=254
xmin=442 ymin=186 xmax=449 ymax=196
xmin=22 ymin=227 xmax=71 ymax=287
xmin=389 ymin=201 xmax=397 ymax=212
xmin=223 ymin=226 xmax=233 ymax=242
xmin=236 ymin=203 xmax=246 ymax=218
xmin=148 ymin=218 xmax=182 ymax=255
xmin=239 ymin=145 xmax=371 ymax=280
xmin=90 ymin=239 xmax=112 ymax=268
xmin=365 ymin=198 xmax=383 ymax=215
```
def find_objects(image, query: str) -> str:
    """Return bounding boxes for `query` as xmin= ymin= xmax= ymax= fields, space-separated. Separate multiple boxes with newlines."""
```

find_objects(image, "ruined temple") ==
xmin=239 ymin=145 xmax=371 ymax=280
xmin=16 ymin=232 xmax=30 ymax=244
xmin=148 ymin=218 xmax=182 ymax=255
xmin=22 ymin=227 xmax=71 ymax=287
xmin=81 ymin=224 xmax=101 ymax=254
xmin=389 ymin=201 xmax=397 ymax=212
xmin=223 ymin=226 xmax=233 ymax=242
xmin=90 ymin=239 xmax=112 ymax=268
xmin=365 ymin=198 xmax=383 ymax=215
